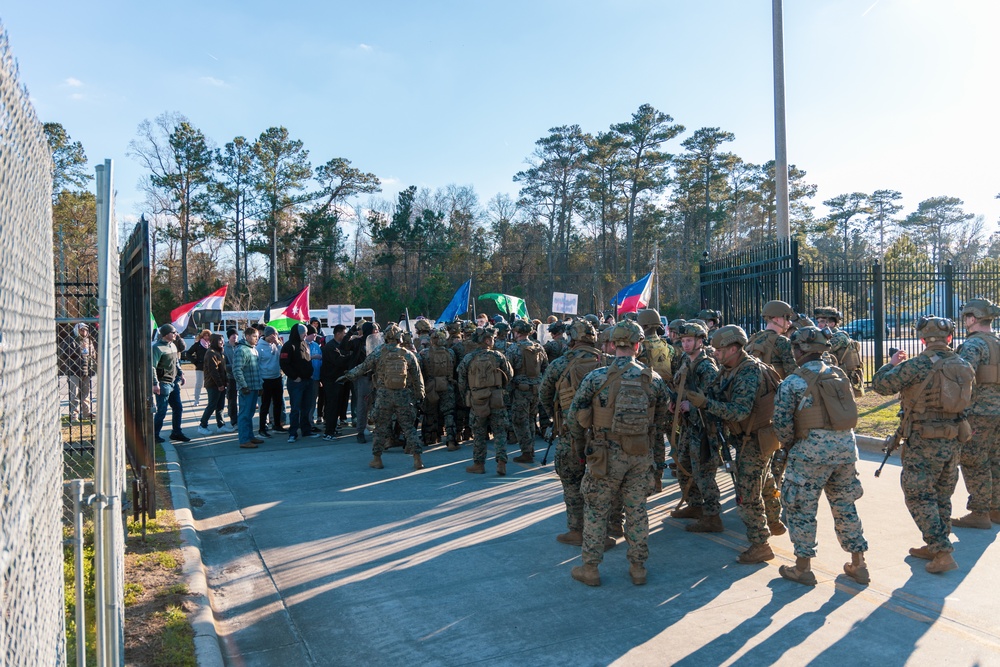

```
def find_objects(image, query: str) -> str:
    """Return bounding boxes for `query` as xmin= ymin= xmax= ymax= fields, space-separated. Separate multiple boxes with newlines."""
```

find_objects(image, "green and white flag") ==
xmin=261 ymin=286 xmax=311 ymax=333
xmin=478 ymin=293 xmax=529 ymax=320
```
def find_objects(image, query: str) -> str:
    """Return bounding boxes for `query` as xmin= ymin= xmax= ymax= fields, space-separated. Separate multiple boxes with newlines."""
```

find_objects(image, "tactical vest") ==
xmin=592 ymin=362 xmax=656 ymax=455
xmin=745 ymin=329 xmax=787 ymax=378
xmin=519 ymin=341 xmax=546 ymax=380
xmin=901 ymin=350 xmax=975 ymax=419
xmin=555 ymin=348 xmax=602 ymax=413
xmin=966 ymin=332 xmax=1000 ymax=385
xmin=678 ymin=351 xmax=714 ymax=392
xmin=792 ymin=363 xmax=859 ymax=439
xmin=468 ymin=351 xmax=503 ymax=391
xmin=722 ymin=356 xmax=779 ymax=436
xmin=832 ymin=331 xmax=863 ymax=373
xmin=377 ymin=346 xmax=409 ymax=390
xmin=427 ymin=346 xmax=454 ymax=379
xmin=641 ymin=335 xmax=674 ymax=381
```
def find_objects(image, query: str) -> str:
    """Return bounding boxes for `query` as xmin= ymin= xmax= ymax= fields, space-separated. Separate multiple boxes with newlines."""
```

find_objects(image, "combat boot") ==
xmin=926 ymin=552 xmax=958 ymax=574
xmin=738 ymin=542 xmax=774 ymax=564
xmin=843 ymin=552 xmax=870 ymax=585
xmin=629 ymin=563 xmax=647 ymax=586
xmin=571 ymin=564 xmax=601 ymax=587
xmin=368 ymin=455 xmax=384 ymax=469
xmin=952 ymin=511 xmax=992 ymax=529
xmin=607 ymin=522 xmax=624 ymax=538
xmin=446 ymin=440 xmax=459 ymax=451
xmin=779 ymin=557 xmax=817 ymax=586
xmin=513 ymin=451 xmax=534 ymax=464
xmin=768 ymin=520 xmax=787 ymax=536
xmin=603 ymin=537 xmax=617 ymax=551
xmin=412 ymin=453 xmax=424 ymax=471
xmin=466 ymin=462 xmax=485 ymax=474
xmin=496 ymin=460 xmax=506 ymax=476
xmin=670 ymin=505 xmax=703 ymax=520
xmin=556 ymin=530 xmax=583 ymax=546
xmin=991 ymin=510 xmax=1000 ymax=524
xmin=686 ymin=514 xmax=724 ymax=533
xmin=908 ymin=545 xmax=934 ymax=560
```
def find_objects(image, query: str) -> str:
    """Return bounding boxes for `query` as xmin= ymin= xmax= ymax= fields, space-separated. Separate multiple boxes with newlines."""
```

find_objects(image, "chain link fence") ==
xmin=0 ymin=24 xmax=67 ymax=667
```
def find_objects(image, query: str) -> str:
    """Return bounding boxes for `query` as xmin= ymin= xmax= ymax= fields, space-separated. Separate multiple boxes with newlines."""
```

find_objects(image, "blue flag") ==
xmin=437 ymin=279 xmax=472 ymax=323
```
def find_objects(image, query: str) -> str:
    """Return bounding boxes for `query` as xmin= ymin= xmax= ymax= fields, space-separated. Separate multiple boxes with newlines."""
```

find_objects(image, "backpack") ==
xmin=745 ymin=330 xmax=778 ymax=367
xmin=468 ymin=352 xmax=501 ymax=391
xmin=793 ymin=363 xmax=859 ymax=439
xmin=725 ymin=356 xmax=780 ymax=436
xmin=964 ymin=332 xmax=1000 ymax=385
xmin=642 ymin=336 xmax=674 ymax=380
xmin=835 ymin=337 xmax=863 ymax=373
xmin=555 ymin=349 xmax=602 ymax=413
xmin=520 ymin=341 xmax=546 ymax=379
xmin=427 ymin=347 xmax=454 ymax=379
xmin=923 ymin=352 xmax=975 ymax=414
xmin=592 ymin=363 xmax=655 ymax=455
xmin=378 ymin=346 xmax=408 ymax=390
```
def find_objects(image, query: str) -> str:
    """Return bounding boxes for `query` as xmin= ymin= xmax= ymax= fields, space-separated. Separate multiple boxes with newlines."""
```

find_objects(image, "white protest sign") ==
xmin=552 ymin=292 xmax=578 ymax=315
xmin=327 ymin=304 xmax=356 ymax=326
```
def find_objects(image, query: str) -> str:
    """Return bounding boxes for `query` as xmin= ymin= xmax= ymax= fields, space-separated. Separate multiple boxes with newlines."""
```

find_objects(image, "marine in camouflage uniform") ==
xmin=419 ymin=330 xmax=459 ymax=449
xmin=544 ymin=322 xmax=569 ymax=362
xmin=636 ymin=309 xmax=677 ymax=388
xmin=343 ymin=324 xmax=426 ymax=470
xmin=687 ymin=325 xmax=783 ymax=564
xmin=508 ymin=320 xmax=548 ymax=463
xmin=815 ymin=307 xmax=865 ymax=397
xmin=539 ymin=320 xmax=623 ymax=544
xmin=456 ymin=328 xmax=514 ymax=476
xmin=773 ymin=325 xmax=869 ymax=586
xmin=873 ymin=316 xmax=973 ymax=574
xmin=451 ymin=323 xmax=475 ymax=442
xmin=568 ymin=321 xmax=670 ymax=587
xmin=492 ymin=321 xmax=513 ymax=355
xmin=670 ymin=322 xmax=723 ymax=532
xmin=955 ymin=298 xmax=1000 ymax=528
xmin=414 ymin=318 xmax=433 ymax=353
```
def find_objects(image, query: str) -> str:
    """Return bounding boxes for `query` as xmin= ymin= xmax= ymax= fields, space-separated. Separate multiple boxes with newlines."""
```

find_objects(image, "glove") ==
xmin=686 ymin=391 xmax=707 ymax=409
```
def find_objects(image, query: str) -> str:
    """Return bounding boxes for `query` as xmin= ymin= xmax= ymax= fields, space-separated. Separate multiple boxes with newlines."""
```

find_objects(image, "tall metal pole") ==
xmin=773 ymin=0 xmax=791 ymax=241
xmin=653 ymin=243 xmax=660 ymax=310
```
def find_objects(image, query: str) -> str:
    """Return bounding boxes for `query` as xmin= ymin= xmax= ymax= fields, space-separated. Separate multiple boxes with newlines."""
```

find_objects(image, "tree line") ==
xmin=46 ymin=104 xmax=1000 ymax=325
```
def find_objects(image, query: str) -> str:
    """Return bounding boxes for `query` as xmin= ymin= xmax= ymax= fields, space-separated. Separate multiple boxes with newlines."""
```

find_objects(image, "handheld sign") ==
xmin=328 ymin=304 xmax=356 ymax=326
xmin=552 ymin=292 xmax=578 ymax=315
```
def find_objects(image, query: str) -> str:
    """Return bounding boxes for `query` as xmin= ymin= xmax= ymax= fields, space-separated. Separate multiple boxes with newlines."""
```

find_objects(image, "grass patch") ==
xmin=855 ymin=393 xmax=901 ymax=438
xmin=151 ymin=605 xmax=197 ymax=667
xmin=154 ymin=583 xmax=189 ymax=598
xmin=124 ymin=582 xmax=144 ymax=606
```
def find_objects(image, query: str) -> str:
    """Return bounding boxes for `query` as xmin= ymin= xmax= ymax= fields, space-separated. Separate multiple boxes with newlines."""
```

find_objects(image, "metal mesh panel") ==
xmin=0 ymin=24 xmax=66 ymax=667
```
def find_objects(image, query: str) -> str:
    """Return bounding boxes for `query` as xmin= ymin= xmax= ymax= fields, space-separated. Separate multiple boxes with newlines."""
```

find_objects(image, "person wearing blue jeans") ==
xmin=280 ymin=323 xmax=315 ymax=443
xmin=233 ymin=327 xmax=264 ymax=449
xmin=152 ymin=323 xmax=190 ymax=443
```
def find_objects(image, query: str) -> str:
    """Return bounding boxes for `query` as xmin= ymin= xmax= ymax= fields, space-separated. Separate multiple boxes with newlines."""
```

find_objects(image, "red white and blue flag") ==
xmin=170 ymin=285 xmax=228 ymax=334
xmin=613 ymin=271 xmax=653 ymax=315
xmin=262 ymin=286 xmax=311 ymax=333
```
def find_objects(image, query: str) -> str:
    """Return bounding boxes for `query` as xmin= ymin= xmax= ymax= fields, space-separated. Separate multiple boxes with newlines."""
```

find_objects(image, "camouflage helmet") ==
xmin=584 ymin=313 xmax=601 ymax=327
xmin=610 ymin=320 xmax=644 ymax=346
xmin=813 ymin=306 xmax=842 ymax=323
xmin=401 ymin=330 xmax=413 ymax=345
xmin=568 ymin=320 xmax=597 ymax=344
xmin=762 ymin=300 xmax=795 ymax=320
xmin=712 ymin=324 xmax=748 ymax=348
xmin=470 ymin=327 xmax=495 ymax=344
xmin=790 ymin=314 xmax=814 ymax=330
xmin=462 ymin=320 xmax=477 ymax=335
xmin=430 ymin=330 xmax=449 ymax=345
xmin=597 ymin=326 xmax=612 ymax=344
xmin=446 ymin=321 xmax=462 ymax=334
xmin=915 ymin=315 xmax=955 ymax=341
xmin=383 ymin=324 xmax=402 ymax=343
xmin=961 ymin=298 xmax=1000 ymax=321
xmin=495 ymin=321 xmax=510 ymax=334
xmin=697 ymin=309 xmax=721 ymax=325
xmin=680 ymin=322 xmax=708 ymax=339
xmin=512 ymin=319 xmax=534 ymax=335
xmin=547 ymin=321 xmax=567 ymax=334
xmin=636 ymin=308 xmax=661 ymax=327
xmin=667 ymin=318 xmax=686 ymax=334
xmin=790 ymin=326 xmax=831 ymax=352
xmin=414 ymin=319 xmax=432 ymax=333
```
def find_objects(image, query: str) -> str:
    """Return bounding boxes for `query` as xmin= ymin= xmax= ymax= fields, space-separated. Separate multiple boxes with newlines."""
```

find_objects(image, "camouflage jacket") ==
xmin=672 ymin=349 xmax=719 ymax=430
xmin=958 ymin=332 xmax=1000 ymax=416
xmin=538 ymin=344 xmax=604 ymax=417
xmin=544 ymin=338 xmax=569 ymax=362
xmin=507 ymin=338 xmax=548 ymax=386
xmin=745 ymin=328 xmax=796 ymax=379
xmin=456 ymin=347 xmax=514 ymax=396
xmin=703 ymin=351 xmax=761 ymax=428
xmin=873 ymin=343 xmax=971 ymax=413
xmin=567 ymin=356 xmax=670 ymax=465
xmin=828 ymin=327 xmax=853 ymax=364
xmin=346 ymin=343 xmax=425 ymax=401
xmin=774 ymin=359 xmax=857 ymax=464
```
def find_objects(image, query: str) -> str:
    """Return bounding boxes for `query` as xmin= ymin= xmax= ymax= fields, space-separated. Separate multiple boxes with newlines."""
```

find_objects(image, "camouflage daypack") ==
xmin=378 ymin=346 xmax=408 ymax=390
xmin=793 ymin=363 xmax=859 ymax=439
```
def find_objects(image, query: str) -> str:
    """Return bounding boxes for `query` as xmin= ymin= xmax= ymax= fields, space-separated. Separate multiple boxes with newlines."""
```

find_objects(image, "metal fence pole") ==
xmin=873 ymin=260 xmax=885 ymax=373
xmin=72 ymin=480 xmax=87 ymax=667
xmin=943 ymin=260 xmax=956 ymax=322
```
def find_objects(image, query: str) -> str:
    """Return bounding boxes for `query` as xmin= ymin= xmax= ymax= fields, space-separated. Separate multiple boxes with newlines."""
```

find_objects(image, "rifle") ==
xmin=669 ymin=366 xmax=688 ymax=456
xmin=541 ymin=426 xmax=556 ymax=465
xmin=875 ymin=424 xmax=904 ymax=478
xmin=703 ymin=411 xmax=742 ymax=506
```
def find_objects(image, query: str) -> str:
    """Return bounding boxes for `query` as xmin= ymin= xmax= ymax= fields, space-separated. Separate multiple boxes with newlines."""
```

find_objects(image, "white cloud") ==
xmin=64 ymin=77 xmax=83 ymax=87
xmin=199 ymin=76 xmax=227 ymax=87
xmin=379 ymin=176 xmax=400 ymax=187
xmin=70 ymin=93 xmax=85 ymax=101
xmin=358 ymin=43 xmax=373 ymax=52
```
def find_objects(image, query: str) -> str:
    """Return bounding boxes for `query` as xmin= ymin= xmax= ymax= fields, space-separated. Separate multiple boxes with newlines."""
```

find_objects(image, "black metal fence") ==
xmin=121 ymin=216 xmax=156 ymax=523
xmin=700 ymin=244 xmax=1000 ymax=384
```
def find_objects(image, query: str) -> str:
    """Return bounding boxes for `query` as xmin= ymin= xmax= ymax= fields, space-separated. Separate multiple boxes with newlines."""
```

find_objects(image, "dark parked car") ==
xmin=842 ymin=319 xmax=891 ymax=340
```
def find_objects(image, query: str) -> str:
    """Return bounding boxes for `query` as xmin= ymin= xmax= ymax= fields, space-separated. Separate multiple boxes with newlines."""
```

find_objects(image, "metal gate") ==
xmin=120 ymin=215 xmax=155 ymax=522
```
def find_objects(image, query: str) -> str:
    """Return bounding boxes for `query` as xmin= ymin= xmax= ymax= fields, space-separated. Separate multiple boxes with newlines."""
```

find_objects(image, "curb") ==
xmin=160 ymin=440 xmax=226 ymax=667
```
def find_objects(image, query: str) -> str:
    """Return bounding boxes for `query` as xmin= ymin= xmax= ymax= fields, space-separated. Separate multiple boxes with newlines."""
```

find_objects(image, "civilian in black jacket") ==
xmin=279 ymin=324 xmax=314 ymax=442
xmin=321 ymin=324 xmax=351 ymax=439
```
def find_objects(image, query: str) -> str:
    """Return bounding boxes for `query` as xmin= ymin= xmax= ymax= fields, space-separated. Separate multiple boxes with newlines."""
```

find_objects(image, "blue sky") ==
xmin=4 ymin=0 xmax=999 ymax=231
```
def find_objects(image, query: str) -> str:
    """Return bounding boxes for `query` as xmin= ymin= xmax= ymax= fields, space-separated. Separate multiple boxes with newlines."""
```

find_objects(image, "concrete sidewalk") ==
xmin=168 ymin=387 xmax=1000 ymax=666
